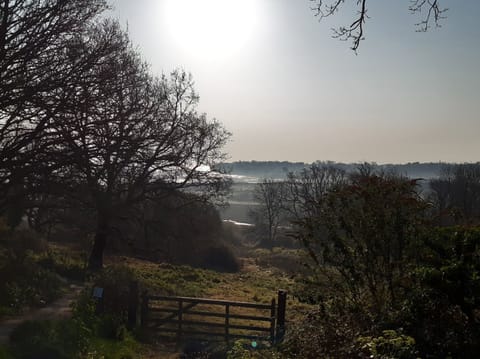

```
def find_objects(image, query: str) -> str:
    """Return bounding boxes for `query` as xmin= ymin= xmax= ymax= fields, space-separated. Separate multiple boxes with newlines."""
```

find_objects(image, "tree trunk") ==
xmin=88 ymin=215 xmax=109 ymax=270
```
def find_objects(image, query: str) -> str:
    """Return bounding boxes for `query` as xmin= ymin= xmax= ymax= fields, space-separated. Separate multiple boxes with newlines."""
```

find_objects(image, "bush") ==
xmin=281 ymin=306 xmax=365 ymax=358
xmin=37 ymin=248 xmax=86 ymax=281
xmin=201 ymin=245 xmax=240 ymax=273
xmin=227 ymin=339 xmax=281 ymax=359
xmin=0 ymin=228 xmax=63 ymax=314
xmin=2 ymin=229 xmax=47 ymax=264
xmin=93 ymin=265 xmax=137 ymax=317
xmin=252 ymin=248 xmax=306 ymax=275
xmin=0 ymin=262 xmax=64 ymax=313
xmin=7 ymin=316 xmax=142 ymax=359
xmin=71 ymin=284 xmax=139 ymax=349
xmin=71 ymin=265 xmax=138 ymax=340
xmin=0 ymin=345 xmax=13 ymax=359
xmin=9 ymin=319 xmax=91 ymax=359
xmin=357 ymin=330 xmax=417 ymax=359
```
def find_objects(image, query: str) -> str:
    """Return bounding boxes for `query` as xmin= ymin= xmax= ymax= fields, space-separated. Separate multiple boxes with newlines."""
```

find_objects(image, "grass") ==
xmin=1 ymin=234 xmax=313 ymax=358
xmin=0 ymin=345 xmax=13 ymax=359
xmin=112 ymin=247 xmax=313 ymax=352
xmin=0 ymin=237 xmax=88 ymax=319
xmin=111 ymin=257 xmax=224 ymax=297
xmin=4 ymin=318 xmax=146 ymax=359
xmin=114 ymin=249 xmax=312 ymax=319
xmin=85 ymin=335 xmax=145 ymax=359
xmin=36 ymin=244 xmax=87 ymax=282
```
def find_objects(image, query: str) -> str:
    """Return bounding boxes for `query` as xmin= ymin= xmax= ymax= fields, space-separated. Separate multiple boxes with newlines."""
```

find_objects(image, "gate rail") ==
xmin=139 ymin=290 xmax=287 ymax=343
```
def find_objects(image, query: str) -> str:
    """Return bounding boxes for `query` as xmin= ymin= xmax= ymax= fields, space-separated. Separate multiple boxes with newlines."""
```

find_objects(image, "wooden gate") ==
xmin=140 ymin=290 xmax=287 ymax=343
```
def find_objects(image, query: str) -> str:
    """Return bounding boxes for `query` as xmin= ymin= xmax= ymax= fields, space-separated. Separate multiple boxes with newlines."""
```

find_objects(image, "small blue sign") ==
xmin=92 ymin=287 xmax=104 ymax=299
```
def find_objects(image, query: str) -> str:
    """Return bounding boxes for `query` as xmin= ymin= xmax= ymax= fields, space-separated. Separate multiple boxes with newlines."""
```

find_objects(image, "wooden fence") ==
xmin=135 ymin=289 xmax=287 ymax=344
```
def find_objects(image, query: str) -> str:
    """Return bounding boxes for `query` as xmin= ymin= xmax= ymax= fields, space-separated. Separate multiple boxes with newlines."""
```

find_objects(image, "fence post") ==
xmin=178 ymin=299 xmax=183 ymax=342
xmin=127 ymin=281 xmax=139 ymax=329
xmin=225 ymin=303 xmax=230 ymax=342
xmin=276 ymin=289 xmax=287 ymax=342
xmin=140 ymin=291 xmax=149 ymax=329
xmin=270 ymin=298 xmax=276 ymax=344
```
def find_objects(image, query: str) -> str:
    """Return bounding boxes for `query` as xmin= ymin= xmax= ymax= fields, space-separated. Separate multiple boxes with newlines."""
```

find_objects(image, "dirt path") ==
xmin=0 ymin=283 xmax=84 ymax=344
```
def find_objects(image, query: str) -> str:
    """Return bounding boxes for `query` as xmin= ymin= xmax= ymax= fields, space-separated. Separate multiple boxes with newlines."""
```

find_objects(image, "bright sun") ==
xmin=163 ymin=0 xmax=259 ymax=61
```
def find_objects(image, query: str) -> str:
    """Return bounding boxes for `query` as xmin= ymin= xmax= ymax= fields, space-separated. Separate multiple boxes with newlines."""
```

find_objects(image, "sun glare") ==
xmin=163 ymin=0 xmax=259 ymax=61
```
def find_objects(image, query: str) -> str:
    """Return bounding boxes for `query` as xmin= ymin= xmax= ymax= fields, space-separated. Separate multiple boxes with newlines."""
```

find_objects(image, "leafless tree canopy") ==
xmin=0 ymin=3 xmax=230 ymax=270
xmin=283 ymin=163 xmax=347 ymax=220
xmin=310 ymin=0 xmax=448 ymax=51
xmin=249 ymin=178 xmax=286 ymax=246
xmin=430 ymin=163 xmax=480 ymax=224
xmin=0 ymin=0 xmax=108 ymax=198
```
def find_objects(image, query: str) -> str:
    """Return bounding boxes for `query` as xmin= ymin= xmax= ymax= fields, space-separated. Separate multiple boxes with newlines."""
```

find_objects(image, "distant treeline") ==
xmin=219 ymin=160 xmax=480 ymax=179
xmin=218 ymin=161 xmax=306 ymax=178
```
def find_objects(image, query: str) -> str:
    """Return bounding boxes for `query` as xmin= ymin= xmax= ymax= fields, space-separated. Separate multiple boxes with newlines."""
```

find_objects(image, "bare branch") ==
xmin=310 ymin=0 xmax=367 ymax=52
xmin=310 ymin=0 xmax=447 ymax=51
xmin=409 ymin=0 xmax=448 ymax=32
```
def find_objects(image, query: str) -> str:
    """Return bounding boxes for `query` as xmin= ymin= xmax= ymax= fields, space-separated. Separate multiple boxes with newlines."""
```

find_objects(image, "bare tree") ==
xmin=430 ymin=163 xmax=480 ymax=224
xmin=32 ymin=21 xmax=230 ymax=269
xmin=0 ymin=0 xmax=108 ymax=208
xmin=294 ymin=171 xmax=428 ymax=311
xmin=310 ymin=0 xmax=447 ymax=51
xmin=248 ymin=178 xmax=286 ymax=248
xmin=282 ymin=162 xmax=347 ymax=221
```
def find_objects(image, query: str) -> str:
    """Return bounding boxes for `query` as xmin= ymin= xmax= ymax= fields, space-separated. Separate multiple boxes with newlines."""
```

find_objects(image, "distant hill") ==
xmin=218 ymin=161 xmax=471 ymax=181
xmin=217 ymin=161 xmax=307 ymax=179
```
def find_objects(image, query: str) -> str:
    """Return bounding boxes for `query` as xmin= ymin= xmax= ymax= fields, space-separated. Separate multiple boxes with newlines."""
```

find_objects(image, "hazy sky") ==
xmin=110 ymin=0 xmax=480 ymax=164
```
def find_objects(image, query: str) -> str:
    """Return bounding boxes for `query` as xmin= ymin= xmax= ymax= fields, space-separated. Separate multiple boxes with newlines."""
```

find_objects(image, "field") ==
xmin=0 ymin=231 xmax=313 ymax=358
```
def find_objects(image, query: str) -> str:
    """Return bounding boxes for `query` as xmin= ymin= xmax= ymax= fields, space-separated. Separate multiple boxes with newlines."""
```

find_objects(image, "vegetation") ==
xmin=248 ymin=179 xmax=286 ymax=247
xmin=0 ymin=0 xmax=230 ymax=272
xmin=279 ymin=165 xmax=480 ymax=358
xmin=4 ymin=299 xmax=144 ymax=359
xmin=237 ymin=163 xmax=480 ymax=358
xmin=0 ymin=0 xmax=477 ymax=358
xmin=0 ymin=226 xmax=65 ymax=317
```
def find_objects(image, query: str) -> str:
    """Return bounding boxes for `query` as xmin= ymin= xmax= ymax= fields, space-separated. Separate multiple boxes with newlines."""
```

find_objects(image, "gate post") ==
xmin=276 ymin=289 xmax=287 ymax=342
xmin=140 ymin=290 xmax=149 ymax=329
xmin=270 ymin=298 xmax=276 ymax=343
xmin=225 ymin=303 xmax=230 ymax=342
xmin=178 ymin=299 xmax=183 ymax=342
xmin=128 ymin=281 xmax=139 ymax=329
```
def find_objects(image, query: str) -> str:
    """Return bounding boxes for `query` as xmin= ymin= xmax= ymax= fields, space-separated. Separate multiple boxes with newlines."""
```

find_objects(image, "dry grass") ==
xmin=99 ymin=247 xmax=314 ymax=357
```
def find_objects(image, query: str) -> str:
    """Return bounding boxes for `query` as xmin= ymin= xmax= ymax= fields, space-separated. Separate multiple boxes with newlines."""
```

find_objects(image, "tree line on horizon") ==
xmin=222 ymin=160 xmax=478 ymax=180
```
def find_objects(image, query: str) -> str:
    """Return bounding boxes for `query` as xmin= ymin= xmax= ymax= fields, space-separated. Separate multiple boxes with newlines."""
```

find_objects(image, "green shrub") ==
xmin=0 ymin=229 xmax=64 ymax=315
xmin=0 ymin=345 xmax=14 ymax=359
xmin=93 ymin=265 xmax=137 ymax=317
xmin=9 ymin=319 xmax=91 ymax=358
xmin=71 ymin=265 xmax=138 ymax=341
xmin=281 ymin=307 xmax=363 ymax=358
xmin=86 ymin=335 xmax=142 ymax=359
xmin=0 ymin=263 xmax=64 ymax=313
xmin=357 ymin=330 xmax=417 ymax=359
xmin=227 ymin=339 xmax=281 ymax=359
xmin=70 ymin=290 xmax=99 ymax=336
xmin=7 ymin=317 xmax=142 ymax=359
xmin=227 ymin=340 xmax=253 ymax=359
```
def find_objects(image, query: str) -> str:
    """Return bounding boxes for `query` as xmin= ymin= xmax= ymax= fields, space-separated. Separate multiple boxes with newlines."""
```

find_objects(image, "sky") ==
xmin=109 ymin=0 xmax=480 ymax=164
